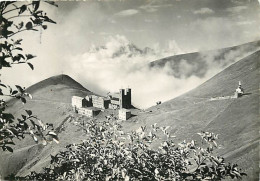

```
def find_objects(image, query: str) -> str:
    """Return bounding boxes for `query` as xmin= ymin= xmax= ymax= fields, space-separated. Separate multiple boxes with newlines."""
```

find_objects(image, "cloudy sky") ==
xmin=2 ymin=0 xmax=260 ymax=108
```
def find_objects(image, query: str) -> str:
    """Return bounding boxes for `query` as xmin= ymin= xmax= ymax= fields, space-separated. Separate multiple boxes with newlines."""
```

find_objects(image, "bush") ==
xmin=0 ymin=1 xmax=58 ymax=152
xmin=12 ymin=115 xmax=246 ymax=181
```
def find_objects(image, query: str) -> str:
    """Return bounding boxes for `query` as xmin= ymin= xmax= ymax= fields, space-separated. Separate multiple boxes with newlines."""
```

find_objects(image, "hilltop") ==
xmin=0 ymin=74 xmax=94 ymax=177
xmin=0 ymin=46 xmax=259 ymax=180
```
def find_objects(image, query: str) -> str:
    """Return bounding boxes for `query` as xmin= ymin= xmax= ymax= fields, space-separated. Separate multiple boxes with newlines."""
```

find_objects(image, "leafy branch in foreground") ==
xmin=11 ymin=115 xmax=246 ymax=180
xmin=0 ymin=109 xmax=59 ymax=152
xmin=0 ymin=1 xmax=58 ymax=152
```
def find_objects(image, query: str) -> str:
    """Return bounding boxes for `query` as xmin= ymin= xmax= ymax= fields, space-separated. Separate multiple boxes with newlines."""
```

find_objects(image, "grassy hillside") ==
xmin=126 ymin=50 xmax=259 ymax=180
xmin=0 ymin=74 xmax=94 ymax=177
xmin=0 ymin=50 xmax=259 ymax=180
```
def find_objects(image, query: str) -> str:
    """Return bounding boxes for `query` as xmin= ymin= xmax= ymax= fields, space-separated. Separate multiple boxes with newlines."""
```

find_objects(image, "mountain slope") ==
xmin=0 ymin=74 xmax=94 ymax=178
xmin=149 ymin=40 xmax=260 ymax=79
xmin=0 ymin=50 xmax=259 ymax=180
xmin=128 ymin=50 xmax=259 ymax=180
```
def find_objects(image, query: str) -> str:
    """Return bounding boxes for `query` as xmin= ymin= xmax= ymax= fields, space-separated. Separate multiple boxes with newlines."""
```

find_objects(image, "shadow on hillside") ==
xmin=243 ymin=93 xmax=252 ymax=96
xmin=131 ymin=114 xmax=137 ymax=118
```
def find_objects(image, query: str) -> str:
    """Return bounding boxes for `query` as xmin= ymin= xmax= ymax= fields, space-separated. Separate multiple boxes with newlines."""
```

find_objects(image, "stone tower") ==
xmin=125 ymin=88 xmax=131 ymax=108
xmin=119 ymin=89 xmax=125 ymax=108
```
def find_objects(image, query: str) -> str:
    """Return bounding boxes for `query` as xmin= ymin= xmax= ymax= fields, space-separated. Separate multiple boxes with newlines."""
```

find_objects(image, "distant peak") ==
xmin=51 ymin=74 xmax=72 ymax=80
xmin=26 ymin=74 xmax=89 ymax=93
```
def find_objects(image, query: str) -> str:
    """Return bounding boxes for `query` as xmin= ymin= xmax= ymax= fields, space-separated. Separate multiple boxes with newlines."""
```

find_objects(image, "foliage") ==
xmin=0 ymin=2 xmax=247 ymax=180
xmin=0 ymin=1 xmax=58 ymax=152
xmin=14 ymin=115 xmax=246 ymax=181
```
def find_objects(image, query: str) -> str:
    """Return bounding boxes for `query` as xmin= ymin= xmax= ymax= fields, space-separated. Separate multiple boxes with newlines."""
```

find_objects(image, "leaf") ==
xmin=6 ymin=146 xmax=13 ymax=152
xmin=15 ymin=85 xmax=24 ymax=93
xmin=30 ymin=119 xmax=36 ymax=127
xmin=14 ymin=39 xmax=23 ymax=45
xmin=22 ymin=114 xmax=27 ymax=120
xmin=19 ymin=5 xmax=27 ymax=15
xmin=25 ymin=110 xmax=32 ymax=116
xmin=24 ymin=93 xmax=33 ymax=99
xmin=27 ymin=62 xmax=34 ymax=70
xmin=53 ymin=137 xmax=59 ymax=144
xmin=18 ymin=54 xmax=25 ymax=59
xmin=25 ymin=22 xmax=33 ymax=30
xmin=21 ymin=97 xmax=26 ymax=104
xmin=2 ymin=113 xmax=15 ymax=120
xmin=125 ymin=175 xmax=130 ymax=181
xmin=26 ymin=54 xmax=36 ymax=60
xmin=18 ymin=22 xmax=24 ymax=29
xmin=42 ymin=25 xmax=47 ymax=30
xmin=32 ymin=1 xmax=40 ymax=12
xmin=43 ymin=16 xmax=56 ymax=24
xmin=33 ymin=135 xmax=38 ymax=142
xmin=42 ymin=139 xmax=47 ymax=146
xmin=0 ymin=83 xmax=7 ymax=88
xmin=48 ymin=131 xmax=57 ymax=136
xmin=11 ymin=90 xmax=18 ymax=95
xmin=37 ymin=119 xmax=45 ymax=128
xmin=154 ymin=168 xmax=159 ymax=175
xmin=14 ymin=47 xmax=23 ymax=51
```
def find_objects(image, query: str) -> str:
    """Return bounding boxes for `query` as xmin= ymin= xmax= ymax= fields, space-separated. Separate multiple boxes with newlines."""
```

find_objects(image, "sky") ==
xmin=1 ymin=0 xmax=260 ymax=108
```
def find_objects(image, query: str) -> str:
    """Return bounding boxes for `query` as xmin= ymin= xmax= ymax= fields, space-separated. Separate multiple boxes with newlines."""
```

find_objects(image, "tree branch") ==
xmin=2 ymin=3 xmax=32 ymax=15
xmin=7 ymin=14 xmax=32 ymax=20
xmin=4 ymin=25 xmax=39 ymax=39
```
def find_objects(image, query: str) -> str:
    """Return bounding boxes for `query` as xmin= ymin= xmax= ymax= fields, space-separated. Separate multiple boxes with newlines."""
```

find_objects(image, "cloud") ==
xmin=114 ymin=9 xmax=139 ymax=17
xmin=2 ymin=1 xmax=259 ymax=109
xmin=166 ymin=40 xmax=184 ymax=55
xmin=197 ymin=43 xmax=260 ymax=78
xmin=181 ymin=16 xmax=260 ymax=51
xmin=61 ymin=35 xmax=208 ymax=108
xmin=139 ymin=3 xmax=172 ymax=13
xmin=193 ymin=8 xmax=214 ymax=15
xmin=61 ymin=35 xmax=260 ymax=109
xmin=236 ymin=20 xmax=256 ymax=26
xmin=226 ymin=6 xmax=247 ymax=13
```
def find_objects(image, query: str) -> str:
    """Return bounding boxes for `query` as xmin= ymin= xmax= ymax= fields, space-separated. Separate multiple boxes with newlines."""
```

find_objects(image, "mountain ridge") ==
xmin=149 ymin=40 xmax=260 ymax=79
xmin=0 ymin=43 xmax=259 ymax=180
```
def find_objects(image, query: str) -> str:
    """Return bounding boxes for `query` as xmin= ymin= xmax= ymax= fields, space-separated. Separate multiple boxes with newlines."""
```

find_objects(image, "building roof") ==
xmin=119 ymin=108 xmax=131 ymax=113
xmin=78 ymin=107 xmax=100 ymax=111
xmin=92 ymin=95 xmax=110 ymax=101
xmin=111 ymin=92 xmax=120 ymax=99
xmin=111 ymin=97 xmax=119 ymax=101
xmin=72 ymin=96 xmax=85 ymax=100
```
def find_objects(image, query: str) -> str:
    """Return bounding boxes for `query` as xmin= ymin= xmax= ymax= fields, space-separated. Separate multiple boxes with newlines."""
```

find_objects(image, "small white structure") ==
xmin=118 ymin=109 xmax=131 ymax=120
xmin=72 ymin=96 xmax=87 ymax=108
xmin=234 ymin=81 xmax=244 ymax=98
xmin=78 ymin=107 xmax=100 ymax=118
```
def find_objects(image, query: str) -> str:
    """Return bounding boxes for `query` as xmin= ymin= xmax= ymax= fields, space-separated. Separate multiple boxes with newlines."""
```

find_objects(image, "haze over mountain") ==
xmin=89 ymin=43 xmax=155 ymax=58
xmin=62 ymin=39 xmax=260 ymax=109
xmin=150 ymin=40 xmax=260 ymax=79
xmin=0 ymin=44 xmax=259 ymax=180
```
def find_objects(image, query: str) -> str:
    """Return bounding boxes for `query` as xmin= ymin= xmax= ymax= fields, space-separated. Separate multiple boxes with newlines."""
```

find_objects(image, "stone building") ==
xmin=72 ymin=96 xmax=88 ymax=108
xmin=85 ymin=95 xmax=93 ymax=107
xmin=118 ymin=108 xmax=131 ymax=120
xmin=78 ymin=107 xmax=100 ymax=118
xmin=109 ymin=88 xmax=131 ymax=109
xmin=92 ymin=95 xmax=110 ymax=109
xmin=109 ymin=97 xmax=120 ymax=109
xmin=72 ymin=88 xmax=132 ymax=116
